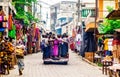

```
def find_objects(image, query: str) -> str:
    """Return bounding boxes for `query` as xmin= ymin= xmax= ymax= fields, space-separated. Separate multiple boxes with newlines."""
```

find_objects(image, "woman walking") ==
xmin=16 ymin=41 xmax=25 ymax=75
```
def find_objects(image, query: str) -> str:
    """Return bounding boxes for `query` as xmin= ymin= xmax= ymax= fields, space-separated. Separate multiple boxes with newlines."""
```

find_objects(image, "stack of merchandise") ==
xmin=0 ymin=41 xmax=16 ymax=72
xmin=16 ymin=45 xmax=24 ymax=58
xmin=104 ymin=56 xmax=112 ymax=61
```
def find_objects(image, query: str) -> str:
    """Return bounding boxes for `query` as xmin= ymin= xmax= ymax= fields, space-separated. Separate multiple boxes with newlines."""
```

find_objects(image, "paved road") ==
xmin=1 ymin=51 xmax=108 ymax=77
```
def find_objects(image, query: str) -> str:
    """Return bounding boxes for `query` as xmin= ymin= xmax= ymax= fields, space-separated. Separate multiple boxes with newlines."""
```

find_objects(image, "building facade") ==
xmin=50 ymin=3 xmax=60 ymax=33
xmin=61 ymin=2 xmax=96 ymax=36
xmin=97 ymin=0 xmax=118 ymax=21
xmin=50 ymin=1 xmax=76 ymax=34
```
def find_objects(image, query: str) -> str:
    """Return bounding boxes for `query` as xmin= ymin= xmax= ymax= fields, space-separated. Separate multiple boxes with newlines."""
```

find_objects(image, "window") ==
xmin=81 ymin=9 xmax=95 ymax=17
xmin=91 ymin=9 xmax=95 ymax=17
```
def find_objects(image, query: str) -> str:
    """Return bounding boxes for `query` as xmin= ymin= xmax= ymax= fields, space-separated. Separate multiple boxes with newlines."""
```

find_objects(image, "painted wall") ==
xmin=98 ymin=0 xmax=118 ymax=19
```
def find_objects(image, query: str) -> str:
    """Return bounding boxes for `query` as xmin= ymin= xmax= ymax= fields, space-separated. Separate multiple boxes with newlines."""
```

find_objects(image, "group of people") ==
xmin=41 ymin=33 xmax=69 ymax=59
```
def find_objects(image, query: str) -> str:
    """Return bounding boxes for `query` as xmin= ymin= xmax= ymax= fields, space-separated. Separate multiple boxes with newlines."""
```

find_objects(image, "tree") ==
xmin=12 ymin=0 xmax=38 ymax=26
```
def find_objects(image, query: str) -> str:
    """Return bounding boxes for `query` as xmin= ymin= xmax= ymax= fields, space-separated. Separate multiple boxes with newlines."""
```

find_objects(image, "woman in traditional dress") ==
xmin=70 ymin=37 xmax=75 ymax=51
xmin=48 ymin=35 xmax=54 ymax=58
xmin=57 ymin=35 xmax=62 ymax=57
xmin=53 ymin=36 xmax=59 ymax=58
xmin=60 ymin=35 xmax=69 ymax=57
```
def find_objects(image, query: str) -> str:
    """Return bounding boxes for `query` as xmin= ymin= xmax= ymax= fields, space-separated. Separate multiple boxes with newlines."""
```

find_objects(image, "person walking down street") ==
xmin=16 ymin=41 xmax=25 ymax=75
xmin=69 ymin=37 xmax=75 ymax=51
xmin=76 ymin=39 xmax=81 ymax=53
xmin=75 ymin=34 xmax=82 ymax=53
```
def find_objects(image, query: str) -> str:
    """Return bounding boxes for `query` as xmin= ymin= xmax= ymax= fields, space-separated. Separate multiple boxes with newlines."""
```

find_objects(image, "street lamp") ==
xmin=77 ymin=0 xmax=81 ymax=26
xmin=77 ymin=0 xmax=83 ymax=34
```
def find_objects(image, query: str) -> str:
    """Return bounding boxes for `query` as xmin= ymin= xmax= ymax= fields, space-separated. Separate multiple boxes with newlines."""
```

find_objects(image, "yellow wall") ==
xmin=98 ymin=0 xmax=103 ymax=19
xmin=115 ymin=0 xmax=119 ymax=10
xmin=98 ymin=0 xmax=118 ymax=19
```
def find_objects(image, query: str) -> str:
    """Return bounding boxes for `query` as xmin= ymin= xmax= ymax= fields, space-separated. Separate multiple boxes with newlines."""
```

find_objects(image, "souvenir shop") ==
xmin=0 ymin=6 xmax=16 ymax=74
xmin=101 ymin=9 xmax=120 ymax=77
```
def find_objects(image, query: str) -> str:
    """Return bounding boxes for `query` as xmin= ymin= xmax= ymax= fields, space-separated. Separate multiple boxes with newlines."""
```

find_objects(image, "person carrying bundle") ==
xmin=16 ymin=41 xmax=25 ymax=75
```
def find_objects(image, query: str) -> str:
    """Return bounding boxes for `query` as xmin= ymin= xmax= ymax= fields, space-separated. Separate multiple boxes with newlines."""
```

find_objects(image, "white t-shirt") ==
xmin=44 ymin=38 xmax=48 ymax=47
xmin=75 ymin=34 xmax=82 ymax=42
xmin=108 ymin=38 xmax=113 ymax=51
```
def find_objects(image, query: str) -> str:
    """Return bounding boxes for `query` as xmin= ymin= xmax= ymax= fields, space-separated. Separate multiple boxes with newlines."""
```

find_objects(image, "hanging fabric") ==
xmin=3 ymin=22 xmax=7 ymax=27
xmin=0 ymin=16 xmax=2 ymax=22
xmin=0 ymin=22 xmax=2 ymax=28
xmin=0 ymin=28 xmax=5 ymax=32
xmin=35 ymin=28 xmax=40 ymax=41
xmin=8 ymin=25 xmax=16 ymax=39
xmin=8 ymin=14 xmax=13 ymax=30
xmin=16 ymin=24 xmax=21 ymax=30
xmin=3 ymin=16 xmax=7 ymax=22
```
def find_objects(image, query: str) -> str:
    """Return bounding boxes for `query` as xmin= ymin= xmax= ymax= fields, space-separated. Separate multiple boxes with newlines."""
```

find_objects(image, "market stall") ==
xmin=0 ymin=7 xmax=17 ymax=74
xmin=81 ymin=22 xmax=97 ymax=62
xmin=97 ymin=8 xmax=120 ymax=76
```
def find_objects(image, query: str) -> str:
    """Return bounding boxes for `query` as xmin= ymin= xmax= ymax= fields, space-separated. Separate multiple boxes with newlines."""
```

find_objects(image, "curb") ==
xmin=82 ymin=57 xmax=102 ymax=70
xmin=82 ymin=58 xmax=97 ymax=66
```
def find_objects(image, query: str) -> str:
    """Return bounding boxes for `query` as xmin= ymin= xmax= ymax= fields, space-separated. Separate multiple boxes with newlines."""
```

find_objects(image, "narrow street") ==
xmin=2 ymin=50 xmax=108 ymax=77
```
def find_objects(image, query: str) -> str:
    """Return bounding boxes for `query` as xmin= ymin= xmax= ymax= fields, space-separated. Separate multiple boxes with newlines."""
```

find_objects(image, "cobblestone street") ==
xmin=1 ymin=51 xmax=108 ymax=77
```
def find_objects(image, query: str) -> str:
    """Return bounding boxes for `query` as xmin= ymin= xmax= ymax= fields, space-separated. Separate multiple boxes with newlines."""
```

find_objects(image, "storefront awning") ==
xmin=106 ymin=10 xmax=120 ymax=19
xmin=85 ymin=22 xmax=98 ymax=32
